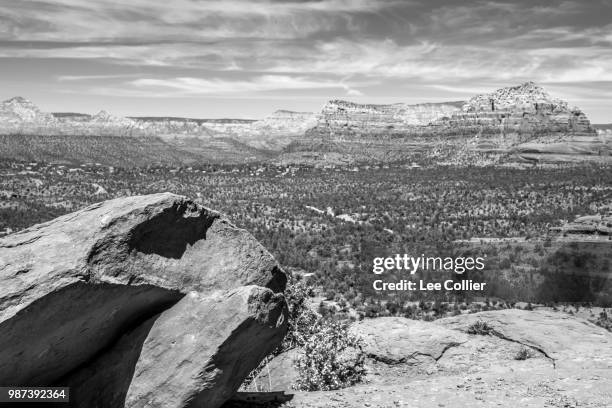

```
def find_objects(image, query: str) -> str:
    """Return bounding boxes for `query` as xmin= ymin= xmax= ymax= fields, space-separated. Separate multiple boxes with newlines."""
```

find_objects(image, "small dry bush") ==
xmin=514 ymin=346 xmax=532 ymax=360
xmin=467 ymin=320 xmax=495 ymax=335
xmin=294 ymin=319 xmax=365 ymax=391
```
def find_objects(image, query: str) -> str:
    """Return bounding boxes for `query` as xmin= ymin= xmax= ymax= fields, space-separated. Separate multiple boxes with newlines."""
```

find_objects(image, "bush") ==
xmin=294 ymin=319 xmax=366 ymax=391
xmin=467 ymin=320 xmax=495 ymax=335
xmin=596 ymin=309 xmax=612 ymax=331
xmin=281 ymin=278 xmax=318 ymax=350
xmin=514 ymin=347 xmax=532 ymax=360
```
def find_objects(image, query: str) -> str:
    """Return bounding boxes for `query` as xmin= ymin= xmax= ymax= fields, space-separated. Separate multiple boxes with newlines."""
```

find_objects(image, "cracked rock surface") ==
xmin=282 ymin=310 xmax=612 ymax=408
xmin=349 ymin=317 xmax=468 ymax=365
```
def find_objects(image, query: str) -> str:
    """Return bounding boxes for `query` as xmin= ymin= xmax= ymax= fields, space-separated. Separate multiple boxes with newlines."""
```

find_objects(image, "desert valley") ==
xmin=1 ymin=81 xmax=611 ymax=408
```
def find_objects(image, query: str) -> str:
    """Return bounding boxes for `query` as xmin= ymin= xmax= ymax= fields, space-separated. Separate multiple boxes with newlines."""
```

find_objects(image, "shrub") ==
xmin=596 ymin=309 xmax=612 ymax=331
xmin=282 ymin=279 xmax=318 ymax=350
xmin=514 ymin=347 xmax=532 ymax=360
xmin=294 ymin=319 xmax=366 ymax=391
xmin=467 ymin=320 xmax=495 ymax=335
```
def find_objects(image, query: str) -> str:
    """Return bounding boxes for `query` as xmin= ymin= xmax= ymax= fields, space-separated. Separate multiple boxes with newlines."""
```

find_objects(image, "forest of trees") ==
xmin=1 ymin=159 xmax=611 ymax=312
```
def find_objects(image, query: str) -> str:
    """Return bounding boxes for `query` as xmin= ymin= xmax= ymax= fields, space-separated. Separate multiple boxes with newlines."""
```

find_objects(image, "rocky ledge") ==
xmin=260 ymin=310 xmax=612 ymax=407
xmin=0 ymin=193 xmax=288 ymax=408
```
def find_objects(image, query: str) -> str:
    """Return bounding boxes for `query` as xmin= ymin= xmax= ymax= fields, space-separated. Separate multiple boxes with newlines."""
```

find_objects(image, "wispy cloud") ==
xmin=0 ymin=0 xmax=611 ymax=120
xmin=58 ymin=73 xmax=142 ymax=81
xmin=134 ymin=75 xmax=360 ymax=94
xmin=0 ymin=0 xmax=398 ymax=42
xmin=83 ymin=75 xmax=364 ymax=97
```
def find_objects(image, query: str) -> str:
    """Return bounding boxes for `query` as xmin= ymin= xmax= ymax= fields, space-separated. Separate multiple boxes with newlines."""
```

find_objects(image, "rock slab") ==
xmin=66 ymin=286 xmax=287 ymax=408
xmin=349 ymin=317 xmax=468 ymax=364
xmin=436 ymin=309 xmax=612 ymax=368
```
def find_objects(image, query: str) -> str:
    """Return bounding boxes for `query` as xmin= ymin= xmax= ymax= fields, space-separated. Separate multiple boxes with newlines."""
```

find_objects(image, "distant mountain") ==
xmin=0 ymin=83 xmax=609 ymax=166
xmin=291 ymin=82 xmax=608 ymax=165
xmin=0 ymin=97 xmax=313 ymax=165
xmin=52 ymin=112 xmax=92 ymax=119
xmin=1 ymin=96 xmax=56 ymax=124
xmin=307 ymin=82 xmax=592 ymax=138
xmin=463 ymin=81 xmax=567 ymax=111
xmin=128 ymin=117 xmax=256 ymax=125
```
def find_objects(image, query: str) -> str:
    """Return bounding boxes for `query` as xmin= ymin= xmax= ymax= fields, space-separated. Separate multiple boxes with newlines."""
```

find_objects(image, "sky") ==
xmin=0 ymin=0 xmax=611 ymax=122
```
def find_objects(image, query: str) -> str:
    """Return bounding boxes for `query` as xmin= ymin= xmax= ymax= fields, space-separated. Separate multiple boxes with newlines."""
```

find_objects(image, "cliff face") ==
xmin=285 ymin=82 xmax=605 ymax=165
xmin=0 ymin=97 xmax=57 ymax=126
xmin=252 ymin=110 xmax=318 ymax=134
xmin=201 ymin=110 xmax=318 ymax=150
xmin=309 ymin=100 xmax=464 ymax=137
xmin=308 ymin=82 xmax=593 ymax=139
xmin=430 ymin=81 xmax=593 ymax=136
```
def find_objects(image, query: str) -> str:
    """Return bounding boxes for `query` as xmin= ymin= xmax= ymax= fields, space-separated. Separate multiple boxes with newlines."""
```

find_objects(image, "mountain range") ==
xmin=0 ymin=82 xmax=609 ymax=166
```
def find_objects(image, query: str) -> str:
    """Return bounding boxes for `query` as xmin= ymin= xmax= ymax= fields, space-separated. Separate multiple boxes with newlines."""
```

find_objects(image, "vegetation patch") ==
xmin=595 ymin=309 xmax=612 ymax=332
xmin=467 ymin=320 xmax=496 ymax=335
xmin=514 ymin=346 xmax=533 ymax=360
xmin=294 ymin=319 xmax=366 ymax=391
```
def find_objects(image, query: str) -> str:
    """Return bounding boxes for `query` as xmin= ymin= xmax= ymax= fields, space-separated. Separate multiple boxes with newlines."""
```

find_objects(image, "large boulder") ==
xmin=0 ymin=193 xmax=288 ymax=408
xmin=349 ymin=317 xmax=468 ymax=364
xmin=65 ymin=286 xmax=286 ymax=407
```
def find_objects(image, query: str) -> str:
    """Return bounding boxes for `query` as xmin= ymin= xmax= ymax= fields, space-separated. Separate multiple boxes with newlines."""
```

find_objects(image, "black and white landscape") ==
xmin=0 ymin=1 xmax=611 ymax=407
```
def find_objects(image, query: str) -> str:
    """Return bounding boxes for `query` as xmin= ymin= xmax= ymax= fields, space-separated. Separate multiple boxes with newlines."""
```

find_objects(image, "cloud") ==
xmin=58 ymin=74 xmax=142 ymax=81
xmin=1 ymin=0 xmax=611 ymax=120
xmin=0 ymin=0 xmax=399 ymax=42
xmin=346 ymin=88 xmax=363 ymax=96
xmin=86 ymin=74 xmax=364 ymax=97
xmin=427 ymin=84 xmax=500 ymax=95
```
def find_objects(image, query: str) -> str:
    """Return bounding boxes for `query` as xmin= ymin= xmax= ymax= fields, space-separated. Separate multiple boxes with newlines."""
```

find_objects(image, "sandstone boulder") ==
xmin=0 ymin=193 xmax=287 ymax=407
xmin=65 ymin=286 xmax=287 ymax=408
xmin=349 ymin=317 xmax=468 ymax=365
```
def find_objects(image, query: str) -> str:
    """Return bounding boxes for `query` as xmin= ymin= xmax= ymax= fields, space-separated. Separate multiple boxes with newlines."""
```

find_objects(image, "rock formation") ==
xmin=309 ymin=100 xmax=463 ymax=137
xmin=434 ymin=81 xmax=593 ymax=136
xmin=550 ymin=211 xmax=612 ymax=236
xmin=290 ymin=82 xmax=606 ymax=164
xmin=0 ymin=96 xmax=58 ymax=130
xmin=306 ymin=82 xmax=593 ymax=139
xmin=65 ymin=286 xmax=286 ymax=408
xmin=0 ymin=193 xmax=288 ymax=408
